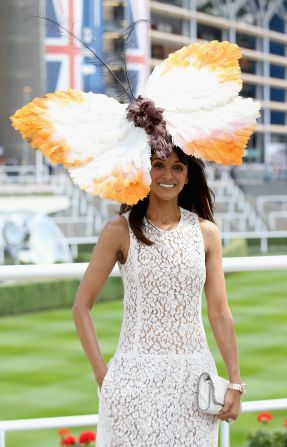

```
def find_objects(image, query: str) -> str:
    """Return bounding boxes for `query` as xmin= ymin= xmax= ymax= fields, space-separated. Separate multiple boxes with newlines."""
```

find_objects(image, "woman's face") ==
xmin=149 ymin=151 xmax=189 ymax=201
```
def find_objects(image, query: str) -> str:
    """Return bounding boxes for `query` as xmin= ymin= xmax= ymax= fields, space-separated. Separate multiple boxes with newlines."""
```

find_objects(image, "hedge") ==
xmin=222 ymin=238 xmax=248 ymax=257
xmin=0 ymin=277 xmax=123 ymax=317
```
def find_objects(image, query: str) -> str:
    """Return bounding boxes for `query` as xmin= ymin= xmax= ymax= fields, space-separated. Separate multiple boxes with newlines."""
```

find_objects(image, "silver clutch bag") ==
xmin=196 ymin=372 xmax=229 ymax=415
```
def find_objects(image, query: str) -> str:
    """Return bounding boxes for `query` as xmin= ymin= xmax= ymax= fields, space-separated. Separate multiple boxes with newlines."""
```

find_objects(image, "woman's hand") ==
xmin=217 ymin=389 xmax=242 ymax=422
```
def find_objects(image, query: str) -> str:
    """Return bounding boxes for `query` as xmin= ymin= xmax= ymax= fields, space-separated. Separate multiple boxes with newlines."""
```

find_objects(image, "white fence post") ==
xmin=0 ymin=430 xmax=5 ymax=447
xmin=220 ymin=422 xmax=230 ymax=447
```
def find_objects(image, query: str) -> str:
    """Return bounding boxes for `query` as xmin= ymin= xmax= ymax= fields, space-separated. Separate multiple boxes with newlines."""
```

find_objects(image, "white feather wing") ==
xmin=143 ymin=41 xmax=260 ymax=165
xmin=11 ymin=89 xmax=151 ymax=204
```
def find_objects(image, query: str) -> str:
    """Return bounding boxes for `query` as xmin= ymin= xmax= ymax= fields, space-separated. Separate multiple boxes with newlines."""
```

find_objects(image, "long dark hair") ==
xmin=118 ymin=146 xmax=215 ymax=245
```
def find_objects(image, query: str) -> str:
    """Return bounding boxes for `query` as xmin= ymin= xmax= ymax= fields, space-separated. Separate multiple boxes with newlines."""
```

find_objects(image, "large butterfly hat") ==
xmin=11 ymin=25 xmax=260 ymax=205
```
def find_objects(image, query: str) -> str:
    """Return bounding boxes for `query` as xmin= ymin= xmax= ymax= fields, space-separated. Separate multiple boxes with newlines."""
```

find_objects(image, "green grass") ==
xmin=0 ymin=270 xmax=286 ymax=446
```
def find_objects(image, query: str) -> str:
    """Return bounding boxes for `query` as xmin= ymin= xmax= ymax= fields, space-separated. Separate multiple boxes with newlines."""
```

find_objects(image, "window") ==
xmin=241 ymin=83 xmax=256 ymax=98
xmin=240 ymin=58 xmax=256 ymax=74
xmin=154 ymin=0 xmax=184 ymax=6
xmin=197 ymin=23 xmax=221 ymax=41
xmin=151 ymin=13 xmax=184 ymax=35
xmin=236 ymin=33 xmax=256 ymax=50
xmin=271 ymin=112 xmax=285 ymax=125
xmin=270 ymin=64 xmax=285 ymax=79
xmin=113 ymin=3 xmax=124 ymax=22
xmin=270 ymin=88 xmax=285 ymax=102
xmin=197 ymin=1 xmax=219 ymax=15
xmin=151 ymin=44 xmax=165 ymax=59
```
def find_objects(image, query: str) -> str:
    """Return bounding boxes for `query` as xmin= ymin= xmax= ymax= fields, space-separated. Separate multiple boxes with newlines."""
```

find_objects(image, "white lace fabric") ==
xmin=96 ymin=207 xmax=219 ymax=446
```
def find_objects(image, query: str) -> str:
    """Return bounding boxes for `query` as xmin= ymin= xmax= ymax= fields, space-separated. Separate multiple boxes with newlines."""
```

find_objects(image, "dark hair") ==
xmin=118 ymin=146 xmax=215 ymax=245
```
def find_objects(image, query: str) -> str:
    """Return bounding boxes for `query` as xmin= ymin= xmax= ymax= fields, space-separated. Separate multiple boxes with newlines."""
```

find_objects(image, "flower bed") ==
xmin=247 ymin=412 xmax=287 ymax=446
xmin=58 ymin=428 xmax=96 ymax=446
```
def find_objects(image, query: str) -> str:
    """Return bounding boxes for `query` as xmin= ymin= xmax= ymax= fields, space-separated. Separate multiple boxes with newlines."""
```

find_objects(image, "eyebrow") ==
xmin=152 ymin=157 xmax=182 ymax=162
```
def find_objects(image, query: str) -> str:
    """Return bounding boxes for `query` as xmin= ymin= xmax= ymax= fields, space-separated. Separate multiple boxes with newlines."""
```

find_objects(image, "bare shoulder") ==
xmin=198 ymin=216 xmax=221 ymax=255
xmin=103 ymin=214 xmax=129 ymax=235
xmin=100 ymin=214 xmax=129 ymax=245
xmin=101 ymin=214 xmax=129 ymax=263
xmin=198 ymin=216 xmax=219 ymax=235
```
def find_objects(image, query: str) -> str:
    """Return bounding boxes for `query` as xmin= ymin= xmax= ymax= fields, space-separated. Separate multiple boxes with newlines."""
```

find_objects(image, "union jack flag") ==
xmin=45 ymin=0 xmax=104 ymax=93
xmin=126 ymin=0 xmax=150 ymax=97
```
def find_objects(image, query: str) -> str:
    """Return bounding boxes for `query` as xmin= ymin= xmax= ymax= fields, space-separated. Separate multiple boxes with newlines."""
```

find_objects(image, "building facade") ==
xmin=2 ymin=0 xmax=287 ymax=166
xmin=0 ymin=0 xmax=46 ymax=163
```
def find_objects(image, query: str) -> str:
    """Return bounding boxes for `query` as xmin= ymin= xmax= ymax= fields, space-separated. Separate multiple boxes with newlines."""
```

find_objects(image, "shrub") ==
xmin=247 ymin=413 xmax=287 ymax=447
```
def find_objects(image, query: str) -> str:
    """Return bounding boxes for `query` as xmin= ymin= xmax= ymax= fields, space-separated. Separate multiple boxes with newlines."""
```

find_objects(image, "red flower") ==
xmin=58 ymin=428 xmax=70 ymax=437
xmin=79 ymin=431 xmax=96 ymax=444
xmin=61 ymin=435 xmax=77 ymax=445
xmin=284 ymin=419 xmax=287 ymax=428
xmin=257 ymin=412 xmax=273 ymax=423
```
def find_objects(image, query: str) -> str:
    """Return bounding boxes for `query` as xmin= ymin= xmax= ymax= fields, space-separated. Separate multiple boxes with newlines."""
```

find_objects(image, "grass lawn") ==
xmin=0 ymin=270 xmax=286 ymax=446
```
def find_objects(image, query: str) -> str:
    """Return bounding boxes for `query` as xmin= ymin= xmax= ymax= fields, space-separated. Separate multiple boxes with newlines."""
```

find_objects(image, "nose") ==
xmin=162 ymin=166 xmax=173 ymax=179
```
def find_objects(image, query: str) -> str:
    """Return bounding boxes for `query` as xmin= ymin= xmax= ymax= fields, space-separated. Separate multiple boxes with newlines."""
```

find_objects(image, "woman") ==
xmin=72 ymin=145 xmax=245 ymax=446
xmin=11 ymin=37 xmax=255 ymax=447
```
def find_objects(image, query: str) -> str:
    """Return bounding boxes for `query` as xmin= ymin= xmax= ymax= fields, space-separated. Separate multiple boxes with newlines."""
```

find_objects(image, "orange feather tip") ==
xmin=177 ymin=125 xmax=257 ymax=165
xmin=10 ymin=89 xmax=85 ymax=167
xmin=91 ymin=173 xmax=150 ymax=205
xmin=69 ymin=162 xmax=151 ymax=205
xmin=161 ymin=40 xmax=242 ymax=87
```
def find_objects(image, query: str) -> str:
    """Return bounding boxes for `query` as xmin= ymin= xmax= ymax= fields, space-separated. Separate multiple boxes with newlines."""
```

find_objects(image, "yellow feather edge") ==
xmin=10 ymin=89 xmax=90 ymax=168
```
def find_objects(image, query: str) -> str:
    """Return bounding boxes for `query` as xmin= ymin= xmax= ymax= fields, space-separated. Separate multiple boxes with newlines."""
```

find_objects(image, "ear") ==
xmin=185 ymin=176 xmax=189 ymax=184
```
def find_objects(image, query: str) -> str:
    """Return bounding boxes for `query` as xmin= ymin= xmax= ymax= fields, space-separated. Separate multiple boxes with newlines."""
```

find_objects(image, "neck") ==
xmin=146 ymin=196 xmax=180 ymax=225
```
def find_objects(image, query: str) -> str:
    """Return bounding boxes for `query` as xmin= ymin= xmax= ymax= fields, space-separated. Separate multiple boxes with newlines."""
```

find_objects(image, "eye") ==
xmin=173 ymin=165 xmax=184 ymax=171
xmin=152 ymin=162 xmax=164 ymax=168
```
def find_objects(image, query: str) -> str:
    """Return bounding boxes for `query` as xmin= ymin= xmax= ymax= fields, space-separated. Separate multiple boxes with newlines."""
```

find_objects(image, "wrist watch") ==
xmin=227 ymin=382 xmax=247 ymax=394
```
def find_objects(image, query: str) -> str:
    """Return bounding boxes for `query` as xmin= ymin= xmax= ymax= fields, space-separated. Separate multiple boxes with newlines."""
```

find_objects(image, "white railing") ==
xmin=220 ymin=230 xmax=287 ymax=253
xmin=256 ymin=195 xmax=287 ymax=215
xmin=0 ymin=399 xmax=286 ymax=447
xmin=0 ymin=255 xmax=286 ymax=447
xmin=269 ymin=211 xmax=287 ymax=229
xmin=0 ymin=165 xmax=54 ymax=186
xmin=0 ymin=167 xmax=70 ymax=195
xmin=217 ymin=174 xmax=268 ymax=234
xmin=0 ymin=255 xmax=286 ymax=281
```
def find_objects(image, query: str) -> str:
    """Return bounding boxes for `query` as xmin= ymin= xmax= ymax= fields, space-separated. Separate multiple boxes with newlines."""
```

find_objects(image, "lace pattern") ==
xmin=96 ymin=207 xmax=219 ymax=446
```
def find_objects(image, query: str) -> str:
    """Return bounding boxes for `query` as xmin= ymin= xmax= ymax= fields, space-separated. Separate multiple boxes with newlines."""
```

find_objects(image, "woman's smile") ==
xmin=158 ymin=183 xmax=176 ymax=189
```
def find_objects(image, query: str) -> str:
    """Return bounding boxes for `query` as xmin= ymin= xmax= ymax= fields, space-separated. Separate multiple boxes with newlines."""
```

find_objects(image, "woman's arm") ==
xmin=72 ymin=216 xmax=128 ymax=388
xmin=202 ymin=220 xmax=242 ymax=421
xmin=203 ymin=221 xmax=241 ymax=383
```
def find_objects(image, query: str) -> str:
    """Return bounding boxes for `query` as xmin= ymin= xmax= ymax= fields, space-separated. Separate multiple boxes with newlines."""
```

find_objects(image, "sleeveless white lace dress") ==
xmin=96 ymin=206 xmax=219 ymax=447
